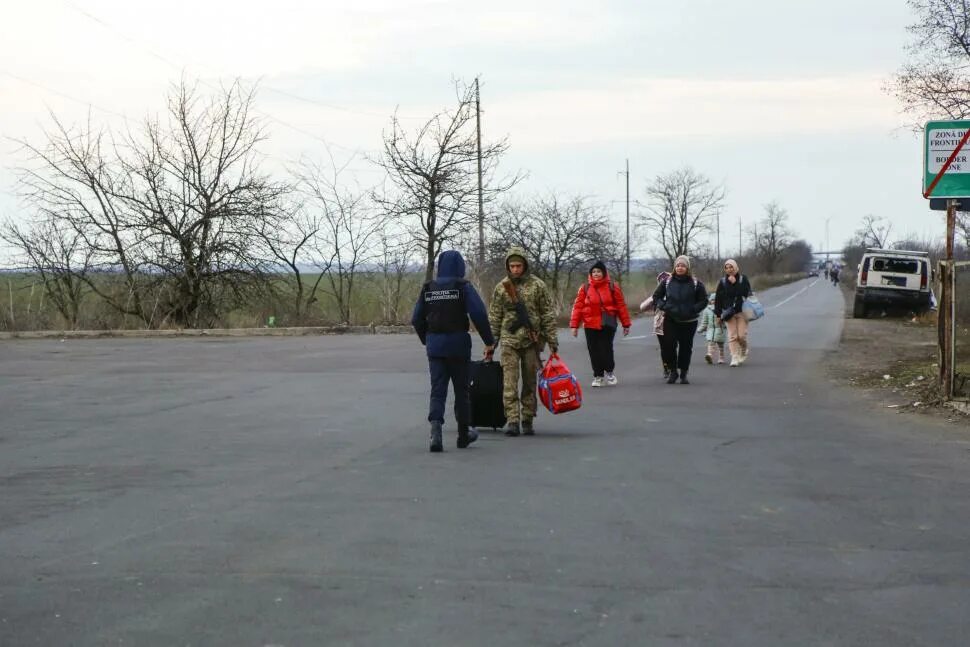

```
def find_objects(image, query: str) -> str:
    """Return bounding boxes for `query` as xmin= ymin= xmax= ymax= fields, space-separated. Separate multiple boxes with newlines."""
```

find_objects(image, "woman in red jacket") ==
xmin=569 ymin=261 xmax=632 ymax=387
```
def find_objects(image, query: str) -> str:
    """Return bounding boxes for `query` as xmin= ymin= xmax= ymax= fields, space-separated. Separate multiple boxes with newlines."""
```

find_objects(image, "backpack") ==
xmin=580 ymin=279 xmax=617 ymax=301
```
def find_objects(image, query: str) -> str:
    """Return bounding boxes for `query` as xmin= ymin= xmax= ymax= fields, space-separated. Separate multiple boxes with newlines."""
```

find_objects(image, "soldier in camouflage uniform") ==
xmin=486 ymin=246 xmax=559 ymax=436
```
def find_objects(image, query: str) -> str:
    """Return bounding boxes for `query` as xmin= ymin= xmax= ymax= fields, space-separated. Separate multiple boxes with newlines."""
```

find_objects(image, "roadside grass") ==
xmin=2 ymin=269 xmax=811 ymax=333
xmin=750 ymin=273 xmax=807 ymax=292
xmin=0 ymin=272 xmax=424 ymax=332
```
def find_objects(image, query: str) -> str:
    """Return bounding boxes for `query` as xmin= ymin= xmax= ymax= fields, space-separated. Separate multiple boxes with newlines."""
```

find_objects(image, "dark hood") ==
xmin=435 ymin=250 xmax=466 ymax=280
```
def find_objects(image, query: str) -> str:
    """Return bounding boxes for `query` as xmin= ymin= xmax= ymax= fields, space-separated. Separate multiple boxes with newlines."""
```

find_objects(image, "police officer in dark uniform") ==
xmin=412 ymin=250 xmax=495 ymax=452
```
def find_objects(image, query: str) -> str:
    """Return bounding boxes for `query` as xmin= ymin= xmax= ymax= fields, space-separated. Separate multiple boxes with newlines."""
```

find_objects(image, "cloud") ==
xmin=490 ymin=75 xmax=902 ymax=148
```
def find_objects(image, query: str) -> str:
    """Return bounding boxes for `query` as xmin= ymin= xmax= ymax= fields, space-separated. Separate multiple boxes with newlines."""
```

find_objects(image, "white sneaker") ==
xmin=730 ymin=359 xmax=739 ymax=367
xmin=605 ymin=372 xmax=618 ymax=386
xmin=591 ymin=376 xmax=604 ymax=387
xmin=738 ymin=352 xmax=748 ymax=365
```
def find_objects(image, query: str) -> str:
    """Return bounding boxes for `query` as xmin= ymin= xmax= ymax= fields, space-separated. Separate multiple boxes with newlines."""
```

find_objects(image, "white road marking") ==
xmin=768 ymin=278 xmax=820 ymax=309
xmin=625 ymin=335 xmax=648 ymax=340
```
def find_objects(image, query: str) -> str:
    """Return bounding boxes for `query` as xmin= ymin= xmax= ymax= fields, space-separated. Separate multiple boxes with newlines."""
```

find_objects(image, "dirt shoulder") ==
xmin=827 ymin=282 xmax=970 ymax=423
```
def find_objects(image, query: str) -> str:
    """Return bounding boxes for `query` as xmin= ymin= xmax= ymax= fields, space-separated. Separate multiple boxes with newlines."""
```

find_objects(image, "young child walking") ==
xmin=697 ymin=293 xmax=727 ymax=365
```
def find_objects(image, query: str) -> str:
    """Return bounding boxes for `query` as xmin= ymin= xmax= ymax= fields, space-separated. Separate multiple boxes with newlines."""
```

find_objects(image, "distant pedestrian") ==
xmin=652 ymin=256 xmax=708 ymax=384
xmin=488 ymin=246 xmax=559 ymax=437
xmin=697 ymin=293 xmax=727 ymax=365
xmin=830 ymin=265 xmax=840 ymax=286
xmin=714 ymin=258 xmax=753 ymax=367
xmin=412 ymin=250 xmax=495 ymax=453
xmin=569 ymin=260 xmax=632 ymax=387
xmin=640 ymin=271 xmax=672 ymax=379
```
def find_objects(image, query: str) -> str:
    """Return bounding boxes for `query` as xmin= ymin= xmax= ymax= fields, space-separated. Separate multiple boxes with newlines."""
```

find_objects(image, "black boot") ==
xmin=679 ymin=370 xmax=690 ymax=385
xmin=666 ymin=370 xmax=678 ymax=384
xmin=429 ymin=422 xmax=443 ymax=452
xmin=457 ymin=425 xmax=478 ymax=449
xmin=521 ymin=420 xmax=534 ymax=436
xmin=505 ymin=421 xmax=521 ymax=437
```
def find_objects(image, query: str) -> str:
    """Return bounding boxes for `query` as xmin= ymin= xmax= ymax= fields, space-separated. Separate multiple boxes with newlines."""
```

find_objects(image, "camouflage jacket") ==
xmin=488 ymin=273 xmax=559 ymax=351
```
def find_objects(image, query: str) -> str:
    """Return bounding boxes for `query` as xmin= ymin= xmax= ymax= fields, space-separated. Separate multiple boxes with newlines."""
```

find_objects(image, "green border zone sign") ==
xmin=924 ymin=120 xmax=970 ymax=199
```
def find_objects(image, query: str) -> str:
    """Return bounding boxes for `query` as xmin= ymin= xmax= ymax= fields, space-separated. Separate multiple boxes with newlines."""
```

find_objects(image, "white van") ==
xmin=853 ymin=249 xmax=932 ymax=318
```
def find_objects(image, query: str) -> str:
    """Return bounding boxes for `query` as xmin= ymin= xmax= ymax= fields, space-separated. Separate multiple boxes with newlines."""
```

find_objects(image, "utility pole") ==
xmin=716 ymin=209 xmax=721 ymax=260
xmin=738 ymin=217 xmax=743 ymax=256
xmin=824 ymin=217 xmax=831 ymax=260
xmin=625 ymin=159 xmax=630 ymax=277
xmin=617 ymin=160 xmax=631 ymax=278
xmin=475 ymin=76 xmax=485 ymax=268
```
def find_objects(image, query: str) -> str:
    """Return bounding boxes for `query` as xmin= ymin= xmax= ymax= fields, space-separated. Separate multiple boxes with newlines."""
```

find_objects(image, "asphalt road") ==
xmin=2 ymin=277 xmax=969 ymax=646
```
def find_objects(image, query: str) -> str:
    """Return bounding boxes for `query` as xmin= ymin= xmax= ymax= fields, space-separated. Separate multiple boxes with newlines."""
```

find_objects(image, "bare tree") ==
xmin=16 ymin=113 xmax=154 ymax=324
xmin=957 ymin=211 xmax=970 ymax=250
xmin=752 ymin=201 xmax=794 ymax=274
xmin=492 ymin=195 xmax=604 ymax=310
xmin=1 ymin=215 xmax=93 ymax=328
xmin=376 ymin=80 xmax=521 ymax=282
xmin=582 ymin=220 xmax=630 ymax=283
xmin=15 ymin=79 xmax=285 ymax=328
xmin=254 ymin=197 xmax=327 ymax=324
xmin=889 ymin=0 xmax=970 ymax=123
xmin=855 ymin=214 xmax=894 ymax=249
xmin=296 ymin=157 xmax=381 ymax=325
xmin=780 ymin=240 xmax=815 ymax=274
xmin=640 ymin=167 xmax=726 ymax=264
xmin=373 ymin=227 xmax=419 ymax=324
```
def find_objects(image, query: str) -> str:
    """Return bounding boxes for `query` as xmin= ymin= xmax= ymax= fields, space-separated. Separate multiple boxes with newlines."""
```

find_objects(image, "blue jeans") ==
xmin=428 ymin=357 xmax=470 ymax=427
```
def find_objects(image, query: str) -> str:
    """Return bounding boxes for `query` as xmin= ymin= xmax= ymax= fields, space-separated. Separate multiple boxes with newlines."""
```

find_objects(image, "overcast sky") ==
xmin=0 ymin=0 xmax=934 ymax=263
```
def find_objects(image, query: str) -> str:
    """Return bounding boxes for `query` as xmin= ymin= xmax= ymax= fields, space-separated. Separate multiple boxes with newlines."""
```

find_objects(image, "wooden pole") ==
xmin=625 ymin=158 xmax=630 ymax=278
xmin=940 ymin=200 xmax=957 ymax=398
xmin=475 ymin=77 xmax=485 ymax=268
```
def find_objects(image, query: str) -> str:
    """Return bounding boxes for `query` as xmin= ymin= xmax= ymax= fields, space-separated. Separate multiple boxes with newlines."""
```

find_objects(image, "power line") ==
xmin=0 ymin=70 xmax=135 ymax=124
xmin=54 ymin=1 xmax=379 ymax=154
xmin=60 ymin=0 xmax=421 ymax=124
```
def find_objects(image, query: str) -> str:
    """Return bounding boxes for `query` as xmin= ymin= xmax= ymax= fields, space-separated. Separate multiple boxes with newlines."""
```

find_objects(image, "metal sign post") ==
xmin=922 ymin=121 xmax=968 ymax=398
xmin=940 ymin=204 xmax=956 ymax=398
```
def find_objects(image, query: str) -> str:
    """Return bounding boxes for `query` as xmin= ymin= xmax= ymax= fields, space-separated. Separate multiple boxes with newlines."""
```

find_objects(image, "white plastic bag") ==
xmin=742 ymin=295 xmax=765 ymax=322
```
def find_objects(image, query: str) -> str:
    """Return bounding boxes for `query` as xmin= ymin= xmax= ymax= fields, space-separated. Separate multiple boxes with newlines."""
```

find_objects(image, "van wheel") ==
xmin=853 ymin=297 xmax=867 ymax=319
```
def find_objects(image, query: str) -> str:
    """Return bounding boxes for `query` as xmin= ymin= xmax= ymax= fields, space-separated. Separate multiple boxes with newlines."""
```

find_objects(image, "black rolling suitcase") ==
xmin=469 ymin=360 xmax=507 ymax=430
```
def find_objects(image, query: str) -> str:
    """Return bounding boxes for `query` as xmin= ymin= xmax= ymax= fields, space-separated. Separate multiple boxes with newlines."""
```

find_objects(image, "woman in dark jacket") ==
xmin=714 ymin=258 xmax=752 ymax=367
xmin=652 ymin=255 xmax=708 ymax=384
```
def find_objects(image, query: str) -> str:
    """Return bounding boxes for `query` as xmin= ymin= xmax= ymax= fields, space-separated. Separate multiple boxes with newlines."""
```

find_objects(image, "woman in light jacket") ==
xmin=651 ymin=256 xmax=708 ymax=384
xmin=569 ymin=261 xmax=632 ymax=387
xmin=714 ymin=258 xmax=753 ymax=366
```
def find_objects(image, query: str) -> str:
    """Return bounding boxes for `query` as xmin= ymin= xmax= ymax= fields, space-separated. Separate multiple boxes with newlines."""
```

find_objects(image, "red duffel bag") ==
xmin=537 ymin=353 xmax=582 ymax=414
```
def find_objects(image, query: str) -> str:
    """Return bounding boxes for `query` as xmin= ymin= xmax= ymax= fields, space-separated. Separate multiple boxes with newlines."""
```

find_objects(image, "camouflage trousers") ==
xmin=501 ymin=344 xmax=540 ymax=423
